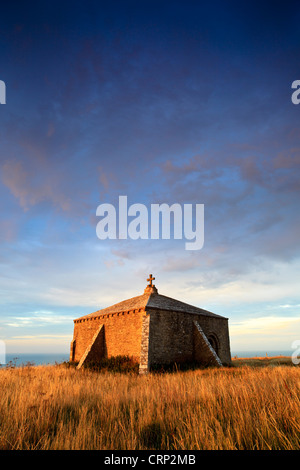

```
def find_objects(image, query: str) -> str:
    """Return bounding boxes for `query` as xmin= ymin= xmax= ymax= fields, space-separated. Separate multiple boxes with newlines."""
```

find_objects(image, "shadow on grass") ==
xmin=65 ymin=355 xmax=139 ymax=374
xmin=149 ymin=360 xmax=225 ymax=374
xmin=138 ymin=421 xmax=177 ymax=450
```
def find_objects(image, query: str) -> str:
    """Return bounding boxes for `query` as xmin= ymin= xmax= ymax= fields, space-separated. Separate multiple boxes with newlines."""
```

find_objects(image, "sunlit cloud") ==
xmin=4 ymin=334 xmax=73 ymax=354
xmin=4 ymin=311 xmax=74 ymax=328
xmin=276 ymin=304 xmax=300 ymax=309
xmin=229 ymin=316 xmax=300 ymax=351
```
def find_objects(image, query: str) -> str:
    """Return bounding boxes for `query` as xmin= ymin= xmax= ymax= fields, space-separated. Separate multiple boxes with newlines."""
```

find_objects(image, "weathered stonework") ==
xmin=70 ymin=275 xmax=232 ymax=372
xmin=139 ymin=313 xmax=151 ymax=374
xmin=193 ymin=321 xmax=223 ymax=367
xmin=72 ymin=308 xmax=144 ymax=364
xmin=77 ymin=324 xmax=104 ymax=369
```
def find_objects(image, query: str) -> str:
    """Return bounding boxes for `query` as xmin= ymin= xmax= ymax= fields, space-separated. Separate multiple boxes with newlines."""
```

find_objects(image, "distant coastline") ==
xmin=231 ymin=350 xmax=292 ymax=359
xmin=3 ymin=353 xmax=69 ymax=367
xmin=0 ymin=350 xmax=293 ymax=367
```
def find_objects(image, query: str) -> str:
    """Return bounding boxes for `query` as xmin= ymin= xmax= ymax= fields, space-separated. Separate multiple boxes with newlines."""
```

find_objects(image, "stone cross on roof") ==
xmin=144 ymin=274 xmax=158 ymax=294
xmin=147 ymin=274 xmax=155 ymax=287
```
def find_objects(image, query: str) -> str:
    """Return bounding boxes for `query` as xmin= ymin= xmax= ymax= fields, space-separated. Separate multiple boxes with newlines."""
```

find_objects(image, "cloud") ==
xmin=1 ymin=159 xmax=29 ymax=210
xmin=161 ymin=254 xmax=201 ymax=272
xmin=231 ymin=315 xmax=300 ymax=333
xmin=0 ymin=219 xmax=18 ymax=242
xmin=4 ymin=311 xmax=74 ymax=328
xmin=273 ymin=148 xmax=300 ymax=170
xmin=9 ymin=334 xmax=71 ymax=340
xmin=156 ymin=141 xmax=300 ymax=266
xmin=4 ymin=334 xmax=72 ymax=354
xmin=277 ymin=304 xmax=300 ymax=309
xmin=1 ymin=158 xmax=71 ymax=212
xmin=229 ymin=315 xmax=300 ymax=351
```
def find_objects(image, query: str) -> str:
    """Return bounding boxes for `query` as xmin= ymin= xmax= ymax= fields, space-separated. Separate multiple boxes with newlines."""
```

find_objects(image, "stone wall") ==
xmin=148 ymin=309 xmax=194 ymax=365
xmin=77 ymin=324 xmax=105 ymax=368
xmin=147 ymin=309 xmax=231 ymax=367
xmin=71 ymin=309 xmax=145 ymax=363
xmin=193 ymin=321 xmax=222 ymax=366
xmin=196 ymin=314 xmax=231 ymax=365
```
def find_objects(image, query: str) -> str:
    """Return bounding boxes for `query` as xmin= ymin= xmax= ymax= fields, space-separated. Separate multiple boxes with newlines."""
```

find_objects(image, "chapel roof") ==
xmin=75 ymin=274 xmax=227 ymax=321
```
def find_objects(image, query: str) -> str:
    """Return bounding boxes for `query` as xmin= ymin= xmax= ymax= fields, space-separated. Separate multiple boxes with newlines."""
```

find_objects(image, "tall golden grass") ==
xmin=0 ymin=360 xmax=299 ymax=450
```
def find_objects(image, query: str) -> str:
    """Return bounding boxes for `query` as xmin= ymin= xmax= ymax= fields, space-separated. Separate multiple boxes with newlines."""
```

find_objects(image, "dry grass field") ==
xmin=0 ymin=357 xmax=299 ymax=450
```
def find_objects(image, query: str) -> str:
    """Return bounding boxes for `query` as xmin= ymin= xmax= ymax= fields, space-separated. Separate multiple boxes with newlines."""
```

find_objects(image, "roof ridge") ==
xmin=145 ymin=292 xmax=226 ymax=319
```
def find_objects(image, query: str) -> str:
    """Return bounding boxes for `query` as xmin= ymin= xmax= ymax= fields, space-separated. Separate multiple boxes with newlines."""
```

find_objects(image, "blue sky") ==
xmin=0 ymin=0 xmax=299 ymax=355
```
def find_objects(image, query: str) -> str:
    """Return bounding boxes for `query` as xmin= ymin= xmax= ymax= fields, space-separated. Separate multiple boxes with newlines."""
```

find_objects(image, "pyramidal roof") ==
xmin=75 ymin=275 xmax=227 ymax=321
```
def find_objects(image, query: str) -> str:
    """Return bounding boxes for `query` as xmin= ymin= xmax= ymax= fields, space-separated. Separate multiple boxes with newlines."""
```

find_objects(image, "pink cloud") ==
xmin=273 ymin=149 xmax=300 ymax=169
xmin=1 ymin=159 xmax=30 ymax=210
xmin=1 ymin=158 xmax=71 ymax=212
xmin=47 ymin=122 xmax=55 ymax=138
xmin=239 ymin=156 xmax=262 ymax=184
xmin=0 ymin=219 xmax=17 ymax=242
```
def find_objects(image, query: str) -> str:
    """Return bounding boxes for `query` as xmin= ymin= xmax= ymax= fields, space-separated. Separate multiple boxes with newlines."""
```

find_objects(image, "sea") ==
xmin=0 ymin=350 xmax=294 ymax=367
xmin=2 ymin=353 xmax=69 ymax=367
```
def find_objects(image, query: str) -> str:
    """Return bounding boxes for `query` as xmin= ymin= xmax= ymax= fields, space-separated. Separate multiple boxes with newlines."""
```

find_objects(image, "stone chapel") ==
xmin=70 ymin=275 xmax=231 ymax=373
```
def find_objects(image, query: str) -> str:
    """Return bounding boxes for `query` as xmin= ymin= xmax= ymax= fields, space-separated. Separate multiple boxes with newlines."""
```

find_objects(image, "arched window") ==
xmin=207 ymin=334 xmax=219 ymax=355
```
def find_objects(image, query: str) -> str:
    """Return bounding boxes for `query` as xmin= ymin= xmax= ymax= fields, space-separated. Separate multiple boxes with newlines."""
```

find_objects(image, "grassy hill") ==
xmin=0 ymin=357 xmax=299 ymax=450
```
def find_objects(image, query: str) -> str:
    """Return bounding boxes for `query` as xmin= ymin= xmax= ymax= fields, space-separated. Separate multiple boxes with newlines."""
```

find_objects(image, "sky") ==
xmin=0 ymin=0 xmax=300 ymax=356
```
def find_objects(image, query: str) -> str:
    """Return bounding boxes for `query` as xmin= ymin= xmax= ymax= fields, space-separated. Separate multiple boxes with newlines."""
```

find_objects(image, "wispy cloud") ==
xmin=9 ymin=334 xmax=71 ymax=340
xmin=5 ymin=311 xmax=73 ymax=328
xmin=1 ymin=158 xmax=72 ymax=212
xmin=276 ymin=304 xmax=300 ymax=309
xmin=231 ymin=315 xmax=300 ymax=332
xmin=229 ymin=315 xmax=300 ymax=351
